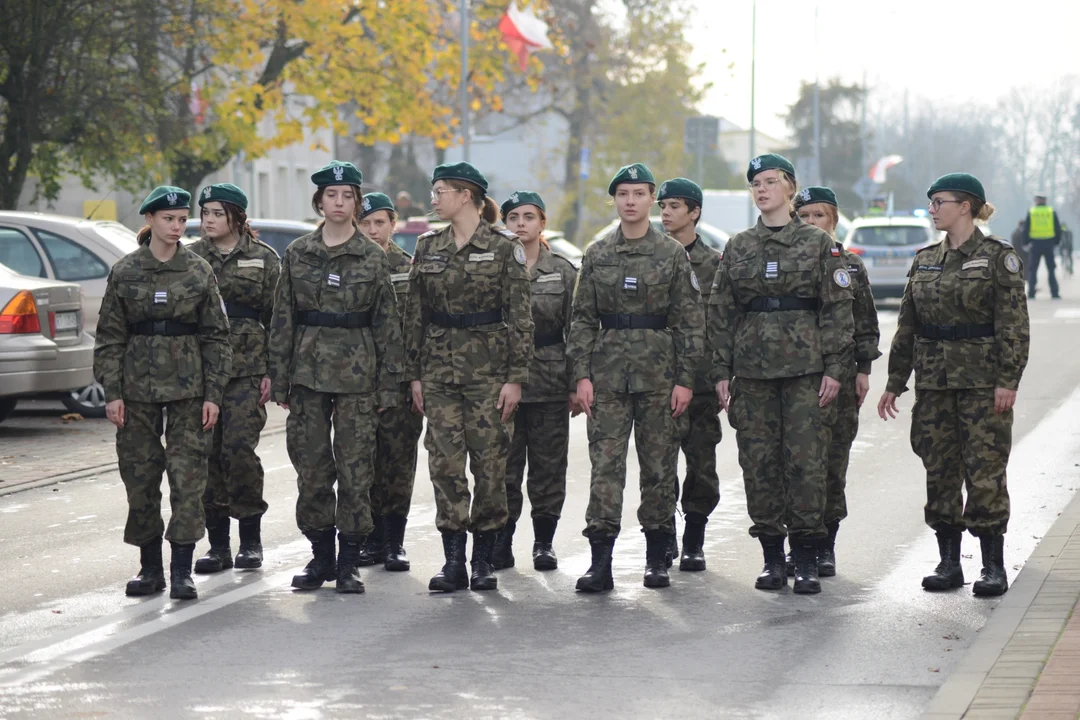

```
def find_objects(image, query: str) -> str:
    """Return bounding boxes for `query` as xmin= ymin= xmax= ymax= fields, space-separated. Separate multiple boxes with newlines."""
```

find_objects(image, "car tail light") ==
xmin=847 ymin=245 xmax=866 ymax=256
xmin=0 ymin=291 xmax=41 ymax=334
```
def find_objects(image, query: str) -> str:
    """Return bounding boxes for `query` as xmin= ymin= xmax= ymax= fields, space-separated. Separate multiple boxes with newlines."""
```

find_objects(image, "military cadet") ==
xmin=567 ymin=162 xmax=705 ymax=592
xmin=793 ymin=186 xmax=881 ymax=577
xmin=657 ymin=177 xmax=722 ymax=572
xmin=268 ymin=161 xmax=403 ymax=595
xmin=357 ymin=191 xmax=423 ymax=571
xmin=708 ymin=154 xmax=854 ymax=595
xmin=187 ymin=184 xmax=279 ymax=575
xmin=879 ymin=173 xmax=1029 ymax=597
xmin=491 ymin=191 xmax=577 ymax=572
xmin=94 ymin=186 xmax=232 ymax=600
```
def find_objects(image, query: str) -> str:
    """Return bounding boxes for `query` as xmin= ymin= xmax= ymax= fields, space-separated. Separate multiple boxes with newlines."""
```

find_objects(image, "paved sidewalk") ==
xmin=924 ymin=488 xmax=1080 ymax=719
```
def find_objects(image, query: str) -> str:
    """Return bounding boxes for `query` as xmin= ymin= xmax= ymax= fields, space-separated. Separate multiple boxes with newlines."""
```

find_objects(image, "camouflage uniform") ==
xmin=372 ymin=240 xmax=424 ymax=518
xmin=707 ymin=217 xmax=854 ymax=541
xmin=566 ymin=225 xmax=705 ymax=538
xmin=886 ymin=229 xmax=1029 ymax=537
xmin=188 ymin=233 xmax=279 ymax=523
xmin=93 ymin=243 xmax=232 ymax=546
xmin=403 ymin=221 xmax=533 ymax=533
xmin=268 ymin=227 xmax=402 ymax=537
xmin=505 ymin=245 xmax=577 ymax=522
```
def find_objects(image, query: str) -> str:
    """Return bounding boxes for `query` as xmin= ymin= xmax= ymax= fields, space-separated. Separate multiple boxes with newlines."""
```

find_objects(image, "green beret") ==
xmin=500 ymin=190 xmax=546 ymax=217
xmin=360 ymin=192 xmax=395 ymax=220
xmin=608 ymin=163 xmax=655 ymax=196
xmin=139 ymin=185 xmax=191 ymax=215
xmin=311 ymin=161 xmax=363 ymax=188
xmin=794 ymin=186 xmax=837 ymax=209
xmin=747 ymin=153 xmax=795 ymax=182
xmin=198 ymin=183 xmax=248 ymax=211
xmin=657 ymin=177 xmax=703 ymax=206
xmin=927 ymin=172 xmax=985 ymax=202
xmin=431 ymin=162 xmax=488 ymax=192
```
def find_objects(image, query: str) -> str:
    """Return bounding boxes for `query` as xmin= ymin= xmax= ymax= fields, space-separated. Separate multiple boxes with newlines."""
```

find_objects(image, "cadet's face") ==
xmin=505 ymin=205 xmax=545 ymax=243
xmin=796 ymin=203 xmax=836 ymax=235
xmin=147 ymin=209 xmax=189 ymax=245
xmin=928 ymin=192 xmax=967 ymax=230
xmin=200 ymin=201 xmax=229 ymax=240
xmin=359 ymin=210 xmax=394 ymax=245
xmin=431 ymin=180 xmax=466 ymax=220
xmin=321 ymin=185 xmax=358 ymax=223
xmin=751 ymin=169 xmax=787 ymax=212
xmin=615 ymin=184 xmax=653 ymax=222
xmin=659 ymin=198 xmax=698 ymax=233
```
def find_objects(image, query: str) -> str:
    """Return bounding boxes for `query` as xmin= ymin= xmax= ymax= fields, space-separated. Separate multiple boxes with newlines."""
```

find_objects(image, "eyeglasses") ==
xmin=748 ymin=178 xmax=780 ymax=191
xmin=430 ymin=188 xmax=463 ymax=202
xmin=928 ymin=199 xmax=962 ymax=210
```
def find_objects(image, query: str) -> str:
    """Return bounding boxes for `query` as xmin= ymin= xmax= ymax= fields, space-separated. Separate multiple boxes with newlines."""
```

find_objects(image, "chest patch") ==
xmin=962 ymin=258 xmax=990 ymax=270
xmin=327 ymin=273 xmax=341 ymax=288
xmin=469 ymin=252 xmax=495 ymax=262
xmin=623 ymin=277 xmax=638 ymax=291
xmin=833 ymin=269 xmax=851 ymax=288
xmin=153 ymin=290 xmax=168 ymax=305
xmin=237 ymin=258 xmax=264 ymax=269
xmin=391 ymin=272 xmax=411 ymax=283
xmin=848 ymin=264 xmax=860 ymax=273
xmin=765 ymin=261 xmax=779 ymax=279
xmin=537 ymin=273 xmax=562 ymax=283
xmin=917 ymin=264 xmax=944 ymax=273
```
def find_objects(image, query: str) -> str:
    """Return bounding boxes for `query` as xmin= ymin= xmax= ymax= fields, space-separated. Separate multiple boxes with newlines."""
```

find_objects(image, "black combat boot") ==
xmin=169 ymin=542 xmax=198 ymax=600
xmin=532 ymin=516 xmax=558 ymax=571
xmin=470 ymin=530 xmax=499 ymax=591
xmin=643 ymin=529 xmax=672 ymax=588
xmin=973 ymin=535 xmax=1009 ymax=597
xmin=576 ymin=536 xmax=615 ymax=592
xmin=785 ymin=538 xmax=796 ymax=577
xmin=291 ymin=528 xmax=337 ymax=590
xmin=336 ymin=533 xmax=366 ymax=594
xmin=194 ymin=516 xmax=232 ymax=574
xmin=665 ymin=514 xmax=679 ymax=569
xmin=357 ymin=515 xmax=386 ymax=567
xmin=234 ymin=515 xmax=263 ymax=569
xmin=755 ymin=535 xmax=788 ymax=590
xmin=922 ymin=527 xmax=964 ymax=591
xmin=125 ymin=538 xmax=166 ymax=596
xmin=792 ymin=538 xmax=822 ymax=595
xmin=679 ymin=512 xmax=707 ymax=572
xmin=384 ymin=514 xmax=410 ymax=572
xmin=491 ymin=520 xmax=516 ymax=570
xmin=429 ymin=530 xmax=469 ymax=592
xmin=818 ymin=521 xmax=839 ymax=578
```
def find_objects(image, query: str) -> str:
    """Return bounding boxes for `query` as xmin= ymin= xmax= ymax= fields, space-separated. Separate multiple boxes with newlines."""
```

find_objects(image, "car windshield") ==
xmin=549 ymin=238 xmax=583 ymax=260
xmin=851 ymin=225 xmax=930 ymax=248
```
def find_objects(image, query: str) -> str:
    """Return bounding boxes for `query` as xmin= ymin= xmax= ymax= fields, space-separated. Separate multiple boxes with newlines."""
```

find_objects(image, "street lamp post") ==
xmin=747 ymin=0 xmax=757 ymax=227
xmin=461 ymin=0 xmax=471 ymax=162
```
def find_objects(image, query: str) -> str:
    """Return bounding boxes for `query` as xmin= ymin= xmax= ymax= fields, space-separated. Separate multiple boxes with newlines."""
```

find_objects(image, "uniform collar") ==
xmin=138 ymin=242 xmax=190 ymax=271
xmin=614 ymin=224 xmax=658 ymax=255
xmin=432 ymin=222 xmax=492 ymax=253
xmin=755 ymin=215 xmax=801 ymax=246
xmin=953 ymin=226 xmax=985 ymax=256
xmin=305 ymin=226 xmax=367 ymax=260
xmin=531 ymin=244 xmax=557 ymax=276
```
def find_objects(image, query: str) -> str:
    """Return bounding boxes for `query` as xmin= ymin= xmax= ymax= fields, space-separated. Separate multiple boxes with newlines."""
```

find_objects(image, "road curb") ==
xmin=0 ymin=424 xmax=288 ymax=498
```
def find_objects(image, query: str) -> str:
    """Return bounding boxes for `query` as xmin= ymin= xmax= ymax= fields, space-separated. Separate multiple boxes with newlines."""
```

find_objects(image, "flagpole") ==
xmin=461 ymin=0 xmax=471 ymax=162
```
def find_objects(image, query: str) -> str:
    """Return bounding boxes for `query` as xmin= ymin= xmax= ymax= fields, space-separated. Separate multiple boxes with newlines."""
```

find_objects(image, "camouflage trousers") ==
xmin=505 ymin=399 xmax=570 ymax=523
xmin=371 ymin=384 xmax=424 ymax=518
xmin=824 ymin=381 xmax=860 ymax=525
xmin=730 ymin=375 xmax=831 ymax=540
xmin=117 ymin=397 xmax=210 ymax=547
xmin=583 ymin=389 xmax=685 ymax=538
xmin=424 ymin=381 xmax=511 ymax=533
xmin=676 ymin=393 xmax=722 ymax=517
xmin=203 ymin=375 xmax=269 ymax=523
xmin=911 ymin=388 xmax=1011 ymax=537
xmin=286 ymin=385 xmax=377 ymax=536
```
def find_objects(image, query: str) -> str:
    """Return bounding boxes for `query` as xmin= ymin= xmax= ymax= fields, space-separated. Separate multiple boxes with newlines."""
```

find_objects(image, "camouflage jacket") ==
xmin=841 ymin=243 xmax=882 ymax=379
xmin=686 ymin=235 xmax=722 ymax=395
xmin=403 ymin=221 xmax=533 ymax=385
xmin=188 ymin=233 xmax=280 ymax=379
xmin=93 ymin=243 xmax=232 ymax=405
xmin=383 ymin=239 xmax=413 ymax=401
xmin=707 ymin=217 xmax=855 ymax=383
xmin=268 ymin=227 xmax=402 ymax=407
xmin=523 ymin=244 xmax=577 ymax=403
xmin=886 ymin=228 xmax=1029 ymax=394
xmin=566 ymin=224 xmax=705 ymax=392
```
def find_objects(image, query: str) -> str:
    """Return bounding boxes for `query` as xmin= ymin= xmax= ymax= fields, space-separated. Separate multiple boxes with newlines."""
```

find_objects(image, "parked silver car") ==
xmin=184 ymin=218 xmax=318 ymax=259
xmin=590 ymin=217 xmax=730 ymax=252
xmin=843 ymin=216 xmax=937 ymax=298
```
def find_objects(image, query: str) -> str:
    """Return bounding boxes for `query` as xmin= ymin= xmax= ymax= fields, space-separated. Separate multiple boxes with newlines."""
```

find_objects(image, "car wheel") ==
xmin=0 ymin=398 xmax=17 ymax=424
xmin=61 ymin=382 xmax=107 ymax=418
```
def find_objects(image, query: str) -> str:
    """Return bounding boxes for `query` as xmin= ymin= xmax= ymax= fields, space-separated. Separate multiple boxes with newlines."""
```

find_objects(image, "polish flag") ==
xmin=189 ymin=80 xmax=208 ymax=125
xmin=869 ymin=155 xmax=903 ymax=184
xmin=499 ymin=1 xmax=553 ymax=71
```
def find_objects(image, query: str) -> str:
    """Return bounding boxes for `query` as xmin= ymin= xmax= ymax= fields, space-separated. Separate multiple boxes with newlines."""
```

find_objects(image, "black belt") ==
xmin=128 ymin=320 xmax=198 ymax=336
xmin=918 ymin=323 xmax=995 ymax=340
xmin=599 ymin=313 xmax=668 ymax=330
xmin=225 ymin=302 xmax=262 ymax=320
xmin=534 ymin=332 xmax=564 ymax=348
xmin=744 ymin=296 xmax=820 ymax=313
xmin=429 ymin=310 xmax=503 ymax=328
xmin=296 ymin=311 xmax=372 ymax=328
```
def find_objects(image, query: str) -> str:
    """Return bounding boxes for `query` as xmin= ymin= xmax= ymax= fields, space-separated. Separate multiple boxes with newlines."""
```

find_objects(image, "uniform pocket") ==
xmin=229 ymin=266 xmax=265 ymax=306
xmin=168 ymin=281 xmax=204 ymax=322
xmin=343 ymin=266 xmax=376 ymax=311
xmin=291 ymin=257 xmax=323 ymax=307
xmin=642 ymin=268 xmax=672 ymax=314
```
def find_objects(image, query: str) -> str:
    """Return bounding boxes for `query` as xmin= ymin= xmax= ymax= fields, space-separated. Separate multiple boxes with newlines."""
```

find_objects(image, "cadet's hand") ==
xmin=106 ymin=399 xmax=125 ymax=429
xmin=819 ymin=376 xmax=840 ymax=407
xmin=671 ymin=385 xmax=692 ymax=418
xmin=277 ymin=403 xmax=289 ymax=411
xmin=258 ymin=377 xmax=272 ymax=406
xmin=576 ymin=379 xmax=595 ymax=419
xmin=202 ymin=401 xmax=220 ymax=430
xmin=878 ymin=391 xmax=899 ymax=420
xmin=855 ymin=373 xmax=870 ymax=409
xmin=994 ymin=388 xmax=1017 ymax=414
xmin=715 ymin=380 xmax=731 ymax=412
xmin=497 ymin=382 xmax=522 ymax=423
xmin=410 ymin=381 xmax=424 ymax=415
xmin=569 ymin=391 xmax=582 ymax=418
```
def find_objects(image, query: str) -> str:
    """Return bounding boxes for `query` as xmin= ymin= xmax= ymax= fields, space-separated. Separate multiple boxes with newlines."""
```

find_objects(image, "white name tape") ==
xmin=962 ymin=258 xmax=990 ymax=270
xmin=237 ymin=258 xmax=264 ymax=269
xmin=391 ymin=272 xmax=411 ymax=283
xmin=537 ymin=273 xmax=562 ymax=283
xmin=469 ymin=252 xmax=495 ymax=262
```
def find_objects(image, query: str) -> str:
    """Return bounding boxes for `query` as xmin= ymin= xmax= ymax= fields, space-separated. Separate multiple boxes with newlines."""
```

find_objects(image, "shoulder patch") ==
xmin=1004 ymin=253 xmax=1021 ymax=274
xmin=833 ymin=268 xmax=851 ymax=288
xmin=513 ymin=244 xmax=527 ymax=265
xmin=830 ymin=246 xmax=841 ymax=257
xmin=691 ymin=271 xmax=700 ymax=291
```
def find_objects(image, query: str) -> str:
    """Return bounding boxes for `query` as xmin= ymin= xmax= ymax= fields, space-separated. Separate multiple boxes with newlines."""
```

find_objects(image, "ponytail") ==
xmin=482 ymin=196 xmax=499 ymax=224
xmin=137 ymin=226 xmax=152 ymax=246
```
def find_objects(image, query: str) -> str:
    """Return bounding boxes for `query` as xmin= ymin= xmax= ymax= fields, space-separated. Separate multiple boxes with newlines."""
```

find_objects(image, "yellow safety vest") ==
xmin=1029 ymin=205 xmax=1056 ymax=240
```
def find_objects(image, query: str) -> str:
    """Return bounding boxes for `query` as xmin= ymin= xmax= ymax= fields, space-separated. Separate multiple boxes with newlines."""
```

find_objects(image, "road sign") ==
xmin=852 ymin=175 xmax=879 ymax=202
xmin=684 ymin=115 xmax=720 ymax=157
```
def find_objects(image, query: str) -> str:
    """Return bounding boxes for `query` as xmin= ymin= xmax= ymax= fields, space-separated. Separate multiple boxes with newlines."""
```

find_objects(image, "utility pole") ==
xmin=860 ymin=67 xmax=868 ymax=212
xmin=460 ymin=0 xmax=470 ymax=162
xmin=748 ymin=0 xmax=757 ymax=227
xmin=812 ymin=5 xmax=821 ymax=186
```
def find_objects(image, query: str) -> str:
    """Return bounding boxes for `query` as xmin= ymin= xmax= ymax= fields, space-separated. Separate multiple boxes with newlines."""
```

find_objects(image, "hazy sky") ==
xmin=687 ymin=0 xmax=1080 ymax=140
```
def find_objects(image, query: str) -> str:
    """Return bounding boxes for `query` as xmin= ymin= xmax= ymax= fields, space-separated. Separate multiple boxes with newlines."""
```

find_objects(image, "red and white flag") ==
xmin=499 ymin=1 xmax=553 ymax=71
xmin=869 ymin=155 xmax=903 ymax=184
